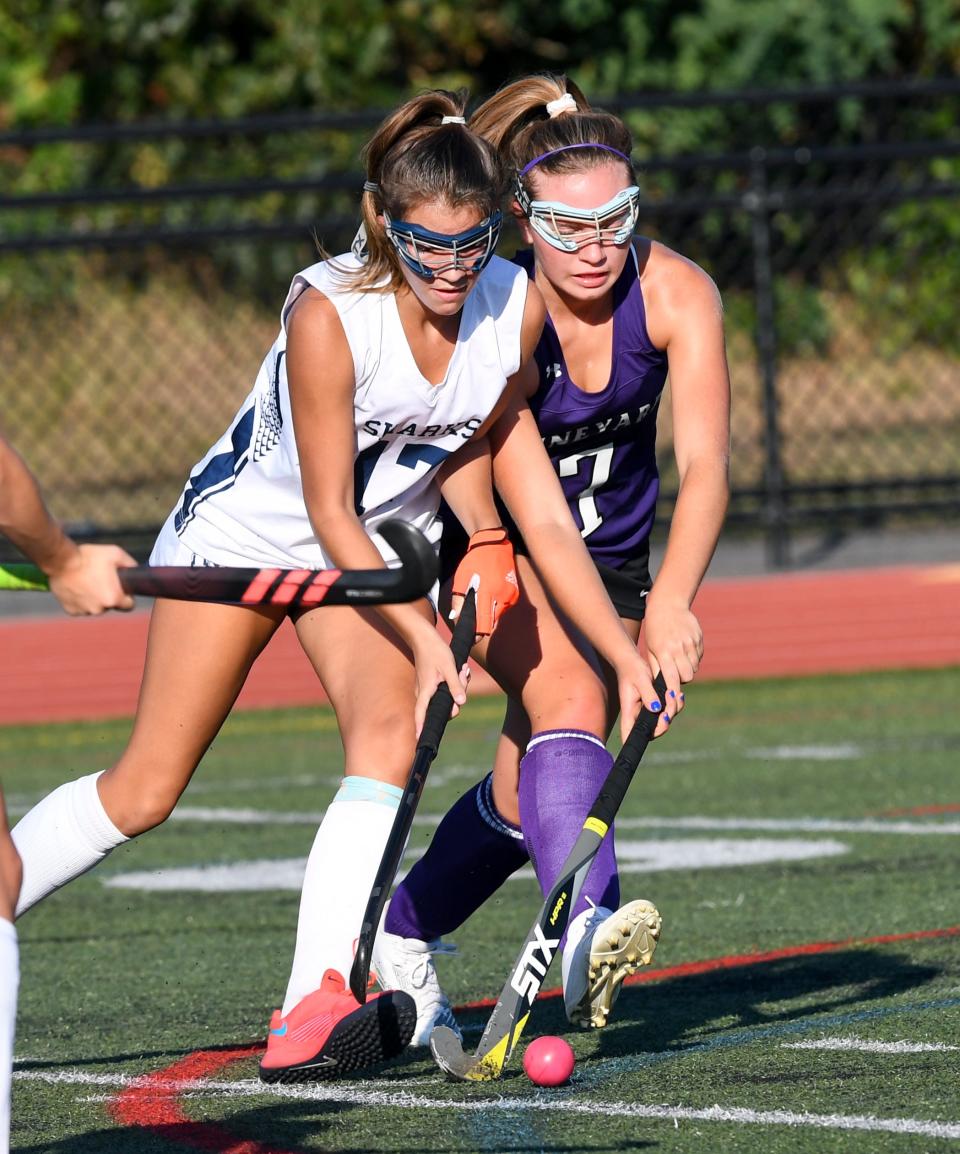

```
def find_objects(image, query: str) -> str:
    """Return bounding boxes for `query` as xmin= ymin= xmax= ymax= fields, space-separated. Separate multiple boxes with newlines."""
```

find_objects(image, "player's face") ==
xmin=517 ymin=163 xmax=635 ymax=302
xmin=387 ymin=200 xmax=500 ymax=317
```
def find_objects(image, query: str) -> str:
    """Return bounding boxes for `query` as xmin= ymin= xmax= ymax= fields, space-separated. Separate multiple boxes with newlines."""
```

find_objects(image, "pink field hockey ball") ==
xmin=522 ymin=1036 xmax=576 ymax=1086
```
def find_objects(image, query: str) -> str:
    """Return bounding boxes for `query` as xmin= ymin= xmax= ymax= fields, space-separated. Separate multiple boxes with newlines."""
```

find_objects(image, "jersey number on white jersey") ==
xmin=354 ymin=441 xmax=454 ymax=515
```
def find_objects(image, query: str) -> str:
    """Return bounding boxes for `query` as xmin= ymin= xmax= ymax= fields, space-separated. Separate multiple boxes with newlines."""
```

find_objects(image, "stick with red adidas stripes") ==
xmin=0 ymin=519 xmax=438 ymax=608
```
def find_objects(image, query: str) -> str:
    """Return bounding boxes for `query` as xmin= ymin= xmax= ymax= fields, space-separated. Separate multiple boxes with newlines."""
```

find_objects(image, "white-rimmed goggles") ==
xmin=516 ymin=182 xmax=640 ymax=252
xmin=383 ymin=211 xmax=502 ymax=281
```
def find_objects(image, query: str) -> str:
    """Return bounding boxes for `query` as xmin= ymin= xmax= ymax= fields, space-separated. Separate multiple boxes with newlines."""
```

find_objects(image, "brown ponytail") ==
xmin=335 ymin=89 xmax=503 ymax=292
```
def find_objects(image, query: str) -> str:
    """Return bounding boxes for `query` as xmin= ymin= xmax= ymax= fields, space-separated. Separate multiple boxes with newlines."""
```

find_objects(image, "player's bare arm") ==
xmin=437 ymin=435 xmax=500 ymax=537
xmin=0 ymin=434 xmax=135 ymax=615
xmin=436 ymin=278 xmax=546 ymax=636
xmin=641 ymin=247 xmax=731 ymax=694
xmin=285 ymin=288 xmax=466 ymax=722
xmin=438 ymin=437 xmax=518 ymax=638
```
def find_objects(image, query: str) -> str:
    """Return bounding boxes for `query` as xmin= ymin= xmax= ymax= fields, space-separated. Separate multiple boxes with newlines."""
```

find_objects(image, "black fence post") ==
xmin=745 ymin=148 xmax=789 ymax=569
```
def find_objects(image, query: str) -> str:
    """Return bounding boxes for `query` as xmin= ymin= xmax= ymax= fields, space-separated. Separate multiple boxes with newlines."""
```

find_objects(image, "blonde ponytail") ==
xmin=470 ymin=73 xmax=633 ymax=195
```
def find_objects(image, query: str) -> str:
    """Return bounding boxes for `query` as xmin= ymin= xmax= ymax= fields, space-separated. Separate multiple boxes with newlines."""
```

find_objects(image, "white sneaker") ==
xmin=562 ymin=899 xmax=662 ymax=1028
xmin=372 ymin=912 xmax=462 ymax=1047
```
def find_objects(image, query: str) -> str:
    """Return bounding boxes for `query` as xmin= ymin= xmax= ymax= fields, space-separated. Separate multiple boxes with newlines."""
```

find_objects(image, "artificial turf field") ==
xmin=5 ymin=665 xmax=960 ymax=1153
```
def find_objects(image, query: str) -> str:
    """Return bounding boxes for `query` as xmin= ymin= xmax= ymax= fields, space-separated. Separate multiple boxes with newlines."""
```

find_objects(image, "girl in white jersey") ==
xmin=10 ymin=90 xmax=661 ymax=1084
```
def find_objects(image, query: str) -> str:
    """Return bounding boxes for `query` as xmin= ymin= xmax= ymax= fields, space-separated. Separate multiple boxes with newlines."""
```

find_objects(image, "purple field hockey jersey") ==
xmin=515 ymin=247 xmax=668 ymax=569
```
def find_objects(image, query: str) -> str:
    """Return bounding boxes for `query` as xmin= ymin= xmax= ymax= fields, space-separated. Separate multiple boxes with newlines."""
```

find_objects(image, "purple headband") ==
xmin=519 ymin=142 xmax=632 ymax=176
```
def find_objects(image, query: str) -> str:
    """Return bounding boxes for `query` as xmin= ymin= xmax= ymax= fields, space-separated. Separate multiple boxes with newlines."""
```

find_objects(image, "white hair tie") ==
xmin=546 ymin=94 xmax=577 ymax=118
xmin=441 ymin=115 xmax=466 ymax=125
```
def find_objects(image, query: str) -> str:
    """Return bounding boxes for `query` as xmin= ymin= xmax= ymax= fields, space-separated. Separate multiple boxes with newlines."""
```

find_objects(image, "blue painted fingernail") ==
xmin=668 ymin=690 xmax=677 ymax=698
xmin=680 ymin=693 xmax=686 ymax=701
xmin=664 ymin=714 xmax=671 ymax=724
xmin=651 ymin=701 xmax=662 ymax=712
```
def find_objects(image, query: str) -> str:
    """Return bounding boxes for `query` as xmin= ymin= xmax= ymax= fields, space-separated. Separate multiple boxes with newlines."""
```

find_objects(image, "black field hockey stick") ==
xmin=350 ymin=586 xmax=478 ymax=1004
xmin=430 ymin=672 xmax=667 ymax=1081
xmin=0 ymin=519 xmax=437 ymax=608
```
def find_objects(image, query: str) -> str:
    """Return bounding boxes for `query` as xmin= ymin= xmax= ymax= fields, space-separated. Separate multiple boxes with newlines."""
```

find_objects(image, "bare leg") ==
xmin=386 ymin=558 xmax=610 ymax=939
xmin=13 ymin=599 xmax=284 ymax=914
xmin=489 ymin=699 xmax=529 ymax=826
xmin=495 ymin=605 xmax=644 ymax=823
xmin=599 ymin=613 xmax=643 ymax=736
xmin=476 ymin=557 xmax=608 ymax=733
xmin=99 ymin=598 xmax=286 ymax=833
xmin=476 ymin=556 xmax=610 ymax=824
xmin=0 ymin=793 xmax=19 ymax=924
xmin=293 ymin=601 xmax=434 ymax=785
xmin=277 ymin=601 xmax=434 ymax=1010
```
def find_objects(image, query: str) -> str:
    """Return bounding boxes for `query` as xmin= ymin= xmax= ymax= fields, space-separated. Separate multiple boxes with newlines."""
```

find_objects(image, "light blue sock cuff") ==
xmin=336 ymin=775 xmax=403 ymax=809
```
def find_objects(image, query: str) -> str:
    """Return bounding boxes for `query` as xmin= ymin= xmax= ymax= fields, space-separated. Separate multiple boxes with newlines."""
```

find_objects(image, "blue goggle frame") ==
xmin=384 ymin=211 xmax=502 ymax=280
xmin=515 ymin=182 xmax=640 ymax=252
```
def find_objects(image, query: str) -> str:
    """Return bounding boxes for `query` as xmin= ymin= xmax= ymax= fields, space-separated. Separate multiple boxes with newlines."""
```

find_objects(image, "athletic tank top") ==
xmin=162 ymin=254 xmax=528 ymax=569
xmin=514 ymin=245 xmax=667 ymax=568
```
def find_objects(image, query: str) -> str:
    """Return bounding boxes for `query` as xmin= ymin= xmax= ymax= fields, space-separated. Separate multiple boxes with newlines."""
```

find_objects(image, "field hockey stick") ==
xmin=0 ymin=519 xmax=437 ymax=608
xmin=350 ymin=586 xmax=478 ymax=1004
xmin=430 ymin=672 xmax=667 ymax=1081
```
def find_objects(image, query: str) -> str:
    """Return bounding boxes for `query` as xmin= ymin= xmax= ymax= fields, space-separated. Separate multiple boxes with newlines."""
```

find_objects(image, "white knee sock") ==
xmin=12 ymin=773 xmax=128 ymax=917
xmin=0 ymin=918 xmax=18 ymax=1154
xmin=281 ymin=776 xmax=401 ymax=1016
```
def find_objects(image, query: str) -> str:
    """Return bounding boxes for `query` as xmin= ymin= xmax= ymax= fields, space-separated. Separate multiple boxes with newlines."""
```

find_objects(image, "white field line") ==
xmin=103 ymin=837 xmax=848 ymax=892
xmin=172 ymin=807 xmax=326 ymax=825
xmin=511 ymin=837 xmax=848 ymax=880
xmin=783 ymin=1037 xmax=960 ymax=1053
xmin=162 ymin=808 xmax=960 ymax=836
xmin=13 ymin=1069 xmax=960 ymax=1140
xmin=745 ymin=744 xmax=864 ymax=760
xmin=574 ymin=995 xmax=960 ymax=1089
xmin=169 ymin=805 xmax=468 ymax=826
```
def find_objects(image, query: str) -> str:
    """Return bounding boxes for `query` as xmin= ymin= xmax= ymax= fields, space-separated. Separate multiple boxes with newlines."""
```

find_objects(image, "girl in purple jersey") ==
xmin=374 ymin=74 xmax=731 ymax=1044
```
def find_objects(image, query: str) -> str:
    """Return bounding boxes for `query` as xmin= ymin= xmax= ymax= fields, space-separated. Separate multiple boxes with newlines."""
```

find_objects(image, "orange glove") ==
xmin=451 ymin=527 xmax=520 ymax=636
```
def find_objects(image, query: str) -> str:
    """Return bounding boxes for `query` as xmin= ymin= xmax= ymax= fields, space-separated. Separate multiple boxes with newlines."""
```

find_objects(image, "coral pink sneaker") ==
xmin=258 ymin=968 xmax=416 ymax=1083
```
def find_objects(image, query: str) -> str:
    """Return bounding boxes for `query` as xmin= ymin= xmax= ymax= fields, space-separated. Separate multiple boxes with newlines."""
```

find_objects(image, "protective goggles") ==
xmin=384 ymin=211 xmax=502 ymax=280
xmin=515 ymin=182 xmax=640 ymax=252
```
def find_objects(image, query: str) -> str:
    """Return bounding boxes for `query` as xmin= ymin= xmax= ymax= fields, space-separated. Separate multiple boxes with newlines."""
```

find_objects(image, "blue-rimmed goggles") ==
xmin=384 ymin=211 xmax=502 ymax=280
xmin=515 ymin=182 xmax=640 ymax=253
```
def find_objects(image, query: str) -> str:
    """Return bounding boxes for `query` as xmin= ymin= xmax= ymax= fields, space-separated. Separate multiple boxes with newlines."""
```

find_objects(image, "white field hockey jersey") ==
xmin=158 ymin=254 xmax=528 ymax=569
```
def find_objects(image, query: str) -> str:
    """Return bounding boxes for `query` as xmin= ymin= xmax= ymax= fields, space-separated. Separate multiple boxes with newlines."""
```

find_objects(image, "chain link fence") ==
xmin=2 ymin=80 xmax=958 ymax=566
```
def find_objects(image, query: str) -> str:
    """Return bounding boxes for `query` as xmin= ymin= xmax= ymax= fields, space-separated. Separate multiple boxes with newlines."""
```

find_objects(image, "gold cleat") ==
xmin=569 ymin=899 xmax=662 ymax=1029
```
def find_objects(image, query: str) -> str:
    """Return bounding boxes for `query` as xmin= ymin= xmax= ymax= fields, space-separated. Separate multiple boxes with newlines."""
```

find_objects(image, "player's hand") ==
xmin=614 ymin=651 xmax=672 ymax=741
xmin=450 ymin=527 xmax=519 ymax=639
xmin=410 ymin=624 xmax=470 ymax=737
xmin=643 ymin=597 xmax=703 ymax=723
xmin=47 ymin=544 xmax=137 ymax=616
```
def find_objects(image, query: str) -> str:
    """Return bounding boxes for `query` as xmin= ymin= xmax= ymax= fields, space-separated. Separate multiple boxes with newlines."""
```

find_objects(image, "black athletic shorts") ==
xmin=438 ymin=507 xmax=651 ymax=623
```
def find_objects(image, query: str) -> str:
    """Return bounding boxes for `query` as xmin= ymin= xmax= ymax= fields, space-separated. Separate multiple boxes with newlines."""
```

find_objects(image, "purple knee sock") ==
xmin=386 ymin=774 xmax=529 ymax=941
xmin=517 ymin=729 xmax=619 ymax=941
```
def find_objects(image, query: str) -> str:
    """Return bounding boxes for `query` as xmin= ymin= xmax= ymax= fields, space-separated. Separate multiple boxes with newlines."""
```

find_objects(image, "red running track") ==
xmin=1 ymin=562 xmax=958 ymax=726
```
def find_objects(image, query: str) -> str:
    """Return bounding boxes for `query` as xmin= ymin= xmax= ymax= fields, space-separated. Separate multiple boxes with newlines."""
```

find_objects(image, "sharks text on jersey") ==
xmin=361 ymin=416 xmax=483 ymax=441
